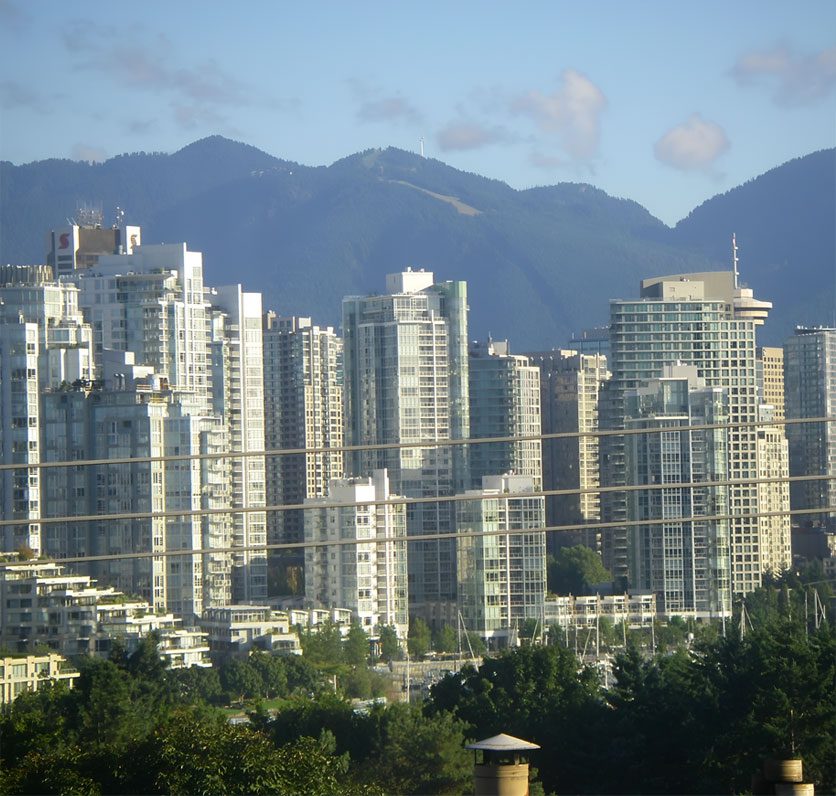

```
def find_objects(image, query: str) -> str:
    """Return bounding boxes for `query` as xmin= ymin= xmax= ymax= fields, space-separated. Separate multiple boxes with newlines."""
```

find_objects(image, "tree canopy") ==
xmin=0 ymin=575 xmax=831 ymax=795
xmin=547 ymin=545 xmax=611 ymax=595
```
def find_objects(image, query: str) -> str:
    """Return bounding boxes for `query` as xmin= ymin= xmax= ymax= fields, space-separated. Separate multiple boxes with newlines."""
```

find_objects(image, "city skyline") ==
xmin=0 ymin=208 xmax=831 ymax=642
xmin=0 ymin=1 xmax=833 ymax=226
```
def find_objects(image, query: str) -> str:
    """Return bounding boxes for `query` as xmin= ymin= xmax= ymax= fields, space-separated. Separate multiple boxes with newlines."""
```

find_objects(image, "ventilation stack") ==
xmin=466 ymin=733 xmax=540 ymax=796
xmin=753 ymin=758 xmax=815 ymax=795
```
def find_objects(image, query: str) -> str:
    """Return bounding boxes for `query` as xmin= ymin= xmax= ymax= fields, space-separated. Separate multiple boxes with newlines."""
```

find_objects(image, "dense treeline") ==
xmin=0 ymin=576 xmax=833 ymax=794
xmin=428 ymin=618 xmax=834 ymax=794
xmin=0 ymin=636 xmax=472 ymax=795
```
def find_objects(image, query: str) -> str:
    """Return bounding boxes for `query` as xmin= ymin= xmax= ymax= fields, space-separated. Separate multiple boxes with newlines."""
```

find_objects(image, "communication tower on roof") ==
xmin=75 ymin=202 xmax=104 ymax=229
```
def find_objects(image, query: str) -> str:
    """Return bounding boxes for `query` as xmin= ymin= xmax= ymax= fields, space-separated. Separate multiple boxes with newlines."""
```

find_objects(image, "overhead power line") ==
xmin=1 ymin=415 xmax=832 ymax=473
xmin=2 ymin=415 xmax=832 ymax=570
xmin=4 ymin=472 xmax=833 ymax=530
xmin=2 ymin=506 xmax=830 ymax=571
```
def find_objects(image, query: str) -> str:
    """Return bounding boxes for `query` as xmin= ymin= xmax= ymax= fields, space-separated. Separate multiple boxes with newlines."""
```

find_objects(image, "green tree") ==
xmin=249 ymin=650 xmax=289 ymax=698
xmin=170 ymin=664 xmax=224 ymax=705
xmin=2 ymin=745 xmax=100 ymax=796
xmin=270 ymin=693 xmax=376 ymax=764
xmin=365 ymin=704 xmax=472 ymax=795
xmin=300 ymin=620 xmax=344 ymax=665
xmin=653 ymin=616 xmax=689 ymax=652
xmin=596 ymin=616 xmax=624 ymax=648
xmin=148 ymin=708 xmax=356 ymax=795
xmin=604 ymin=644 xmax=707 ymax=793
xmin=698 ymin=621 xmax=836 ymax=793
xmin=341 ymin=666 xmax=386 ymax=700
xmin=220 ymin=658 xmax=263 ymax=703
xmin=126 ymin=631 xmax=168 ymax=684
xmin=427 ymin=644 xmax=603 ymax=793
xmin=0 ymin=682 xmax=75 ymax=767
xmin=378 ymin=625 xmax=401 ymax=661
xmin=282 ymin=654 xmax=324 ymax=695
xmin=407 ymin=617 xmax=431 ymax=658
xmin=461 ymin=628 xmax=486 ymax=658
xmin=433 ymin=624 xmax=458 ymax=653
xmin=73 ymin=658 xmax=144 ymax=748
xmin=343 ymin=623 xmax=370 ymax=666
xmin=547 ymin=545 xmax=611 ymax=595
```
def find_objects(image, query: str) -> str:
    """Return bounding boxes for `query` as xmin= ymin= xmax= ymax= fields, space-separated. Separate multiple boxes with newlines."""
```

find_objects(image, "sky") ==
xmin=1 ymin=1 xmax=834 ymax=226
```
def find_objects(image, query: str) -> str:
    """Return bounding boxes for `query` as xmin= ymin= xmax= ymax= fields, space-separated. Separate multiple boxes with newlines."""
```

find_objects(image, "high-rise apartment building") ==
xmin=456 ymin=474 xmax=547 ymax=645
xmin=41 ymin=371 xmax=233 ymax=618
xmin=77 ymin=242 xmax=214 ymax=411
xmin=210 ymin=286 xmax=267 ymax=603
xmin=624 ymin=364 xmax=731 ymax=619
xmin=0 ymin=322 xmax=41 ymax=556
xmin=755 ymin=404 xmax=792 ymax=573
xmin=755 ymin=349 xmax=792 ymax=572
xmin=566 ymin=326 xmax=611 ymax=359
xmin=0 ymin=271 xmax=94 ymax=389
xmin=469 ymin=339 xmax=542 ymax=490
xmin=46 ymin=209 xmax=141 ymax=276
xmin=73 ymin=242 xmax=266 ymax=604
xmin=342 ymin=269 xmax=469 ymax=618
xmin=262 ymin=314 xmax=344 ymax=547
xmin=757 ymin=346 xmax=785 ymax=421
xmin=304 ymin=470 xmax=408 ymax=637
xmin=602 ymin=270 xmax=778 ymax=596
xmin=783 ymin=327 xmax=836 ymax=528
xmin=0 ymin=269 xmax=96 ymax=557
xmin=527 ymin=349 xmax=610 ymax=553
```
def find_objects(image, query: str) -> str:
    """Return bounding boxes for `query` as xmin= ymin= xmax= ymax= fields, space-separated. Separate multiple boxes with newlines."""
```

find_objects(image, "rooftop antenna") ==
xmin=76 ymin=202 xmax=103 ymax=228
xmin=419 ymin=137 xmax=425 ymax=158
xmin=731 ymin=233 xmax=739 ymax=289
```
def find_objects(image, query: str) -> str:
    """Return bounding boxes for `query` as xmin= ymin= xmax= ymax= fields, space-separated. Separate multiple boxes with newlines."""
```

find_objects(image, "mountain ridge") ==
xmin=1 ymin=138 xmax=832 ymax=347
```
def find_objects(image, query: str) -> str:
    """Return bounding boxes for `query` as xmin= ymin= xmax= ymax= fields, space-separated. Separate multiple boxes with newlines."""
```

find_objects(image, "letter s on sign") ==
xmin=59 ymin=233 xmax=70 ymax=249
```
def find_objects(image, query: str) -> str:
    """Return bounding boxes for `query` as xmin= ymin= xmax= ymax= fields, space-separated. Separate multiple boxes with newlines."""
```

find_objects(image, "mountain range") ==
xmin=1 ymin=138 xmax=833 ymax=348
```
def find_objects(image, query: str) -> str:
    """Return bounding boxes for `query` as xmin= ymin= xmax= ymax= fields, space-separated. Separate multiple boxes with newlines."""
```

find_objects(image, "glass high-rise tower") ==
xmin=784 ymin=327 xmax=836 ymax=529
xmin=342 ymin=269 xmax=469 ymax=620
xmin=601 ymin=270 xmax=784 ymax=596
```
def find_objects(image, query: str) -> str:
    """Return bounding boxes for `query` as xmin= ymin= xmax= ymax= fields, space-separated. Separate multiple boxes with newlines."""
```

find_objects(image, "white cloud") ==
xmin=348 ymin=80 xmax=422 ymax=126
xmin=436 ymin=121 xmax=512 ymax=151
xmin=654 ymin=114 xmax=730 ymax=172
xmin=511 ymin=69 xmax=606 ymax=160
xmin=731 ymin=42 xmax=836 ymax=106
xmin=62 ymin=21 xmax=287 ymax=130
xmin=357 ymin=96 xmax=421 ymax=125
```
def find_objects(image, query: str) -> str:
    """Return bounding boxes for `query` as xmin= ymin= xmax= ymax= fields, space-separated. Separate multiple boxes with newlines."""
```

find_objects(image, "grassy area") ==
xmin=220 ymin=696 xmax=294 ymax=717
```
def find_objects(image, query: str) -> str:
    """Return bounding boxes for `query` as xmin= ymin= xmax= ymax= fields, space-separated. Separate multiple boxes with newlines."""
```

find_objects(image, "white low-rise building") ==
xmin=288 ymin=606 xmax=353 ymax=630
xmin=544 ymin=592 xmax=656 ymax=631
xmin=157 ymin=628 xmax=212 ymax=669
xmin=200 ymin=605 xmax=302 ymax=655
xmin=0 ymin=558 xmax=210 ymax=667
xmin=0 ymin=652 xmax=79 ymax=704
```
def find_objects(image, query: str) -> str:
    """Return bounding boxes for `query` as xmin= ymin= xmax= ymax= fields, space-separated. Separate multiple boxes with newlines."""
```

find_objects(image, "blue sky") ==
xmin=1 ymin=0 xmax=833 ymax=225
